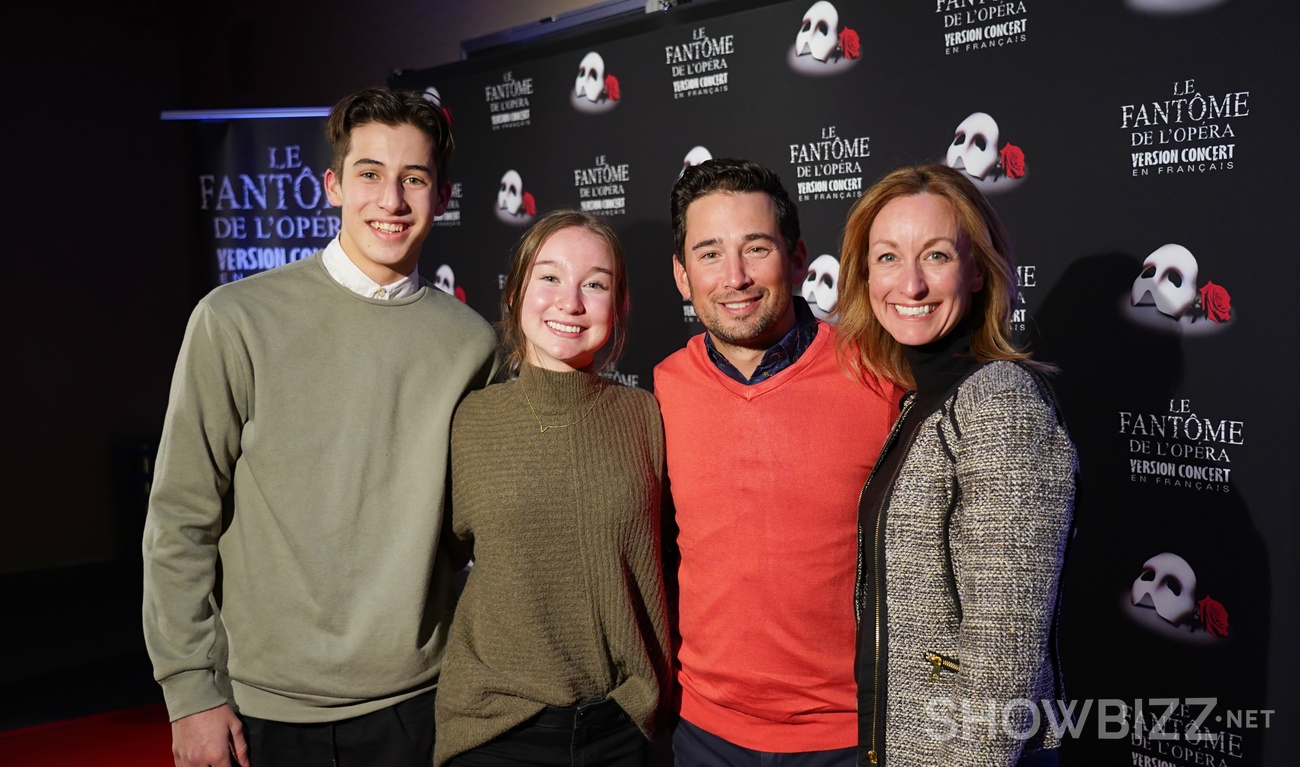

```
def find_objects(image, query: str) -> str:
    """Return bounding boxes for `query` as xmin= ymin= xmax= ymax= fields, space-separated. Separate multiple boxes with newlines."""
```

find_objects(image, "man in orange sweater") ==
xmin=655 ymin=159 xmax=896 ymax=766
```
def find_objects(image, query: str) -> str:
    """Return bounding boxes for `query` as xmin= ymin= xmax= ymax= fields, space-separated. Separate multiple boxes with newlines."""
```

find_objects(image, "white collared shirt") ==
xmin=321 ymin=237 xmax=421 ymax=300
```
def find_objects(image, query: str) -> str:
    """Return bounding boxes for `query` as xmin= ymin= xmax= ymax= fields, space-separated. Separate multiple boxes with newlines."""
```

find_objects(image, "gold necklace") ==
xmin=519 ymin=368 xmax=605 ymax=434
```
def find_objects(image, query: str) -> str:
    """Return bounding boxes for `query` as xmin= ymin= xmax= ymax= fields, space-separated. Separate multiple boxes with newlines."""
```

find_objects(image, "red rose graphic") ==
xmin=441 ymin=106 xmax=453 ymax=127
xmin=999 ymin=143 xmax=1026 ymax=180
xmin=522 ymin=192 xmax=536 ymax=217
xmin=454 ymin=286 xmax=466 ymax=303
xmin=839 ymin=28 xmax=861 ymax=59
xmin=1198 ymin=595 xmax=1229 ymax=637
xmin=604 ymin=75 xmax=620 ymax=101
xmin=1199 ymin=281 xmax=1232 ymax=323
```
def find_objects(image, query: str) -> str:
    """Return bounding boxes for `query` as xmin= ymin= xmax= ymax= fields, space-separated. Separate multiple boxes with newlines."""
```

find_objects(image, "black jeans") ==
xmin=447 ymin=698 xmax=647 ymax=767
xmin=240 ymin=689 xmax=436 ymax=767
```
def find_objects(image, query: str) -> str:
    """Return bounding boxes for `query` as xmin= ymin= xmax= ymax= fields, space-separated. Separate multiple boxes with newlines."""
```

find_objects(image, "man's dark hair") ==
xmin=670 ymin=158 xmax=801 ymax=263
xmin=326 ymin=88 xmax=455 ymax=181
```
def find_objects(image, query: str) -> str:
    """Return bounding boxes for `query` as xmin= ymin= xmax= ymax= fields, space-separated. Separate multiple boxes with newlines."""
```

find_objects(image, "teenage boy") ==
xmin=144 ymin=88 xmax=497 ymax=767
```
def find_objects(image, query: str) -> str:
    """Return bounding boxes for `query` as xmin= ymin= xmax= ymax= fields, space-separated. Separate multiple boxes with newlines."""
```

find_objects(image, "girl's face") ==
xmin=519 ymin=226 xmax=616 ymax=371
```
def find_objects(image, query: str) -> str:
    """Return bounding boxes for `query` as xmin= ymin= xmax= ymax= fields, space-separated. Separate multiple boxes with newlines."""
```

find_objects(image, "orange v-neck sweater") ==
xmin=654 ymin=323 xmax=897 ymax=752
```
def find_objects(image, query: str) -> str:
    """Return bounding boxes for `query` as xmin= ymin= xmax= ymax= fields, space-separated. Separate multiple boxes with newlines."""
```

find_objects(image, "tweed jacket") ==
xmin=856 ymin=361 xmax=1076 ymax=767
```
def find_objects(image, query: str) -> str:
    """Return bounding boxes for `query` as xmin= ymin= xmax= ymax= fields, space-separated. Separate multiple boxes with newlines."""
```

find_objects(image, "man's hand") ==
xmin=171 ymin=704 xmax=250 ymax=767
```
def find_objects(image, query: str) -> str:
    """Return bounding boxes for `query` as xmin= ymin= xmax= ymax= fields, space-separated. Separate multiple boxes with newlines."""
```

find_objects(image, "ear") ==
xmin=789 ymin=239 xmax=809 ymax=285
xmin=969 ymin=263 xmax=986 ymax=294
xmin=672 ymin=255 xmax=692 ymax=301
xmin=434 ymin=179 xmax=452 ymax=217
xmin=324 ymin=168 xmax=342 ymax=207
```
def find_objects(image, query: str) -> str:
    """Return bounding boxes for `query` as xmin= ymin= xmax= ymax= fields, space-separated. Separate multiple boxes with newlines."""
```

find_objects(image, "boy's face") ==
xmin=324 ymin=122 xmax=450 ymax=284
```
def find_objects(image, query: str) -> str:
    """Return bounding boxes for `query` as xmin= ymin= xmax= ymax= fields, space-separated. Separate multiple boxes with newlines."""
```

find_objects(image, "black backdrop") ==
xmin=191 ymin=1 xmax=1300 ymax=764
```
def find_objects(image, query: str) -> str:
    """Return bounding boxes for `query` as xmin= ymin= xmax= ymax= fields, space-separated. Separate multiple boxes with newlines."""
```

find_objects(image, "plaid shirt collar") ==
xmin=704 ymin=297 xmax=820 ymax=385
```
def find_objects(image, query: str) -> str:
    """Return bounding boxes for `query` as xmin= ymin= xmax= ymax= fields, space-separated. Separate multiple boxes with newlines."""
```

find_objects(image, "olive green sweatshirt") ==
xmin=143 ymin=254 xmax=497 ymax=723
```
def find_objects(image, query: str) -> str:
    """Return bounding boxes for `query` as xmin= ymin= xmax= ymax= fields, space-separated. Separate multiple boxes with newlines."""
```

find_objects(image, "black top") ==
xmin=905 ymin=318 xmax=981 ymax=396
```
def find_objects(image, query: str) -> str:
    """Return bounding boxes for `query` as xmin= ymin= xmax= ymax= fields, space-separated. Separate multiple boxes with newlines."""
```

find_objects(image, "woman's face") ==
xmin=866 ymin=193 xmax=984 ymax=347
xmin=518 ymin=226 xmax=616 ymax=371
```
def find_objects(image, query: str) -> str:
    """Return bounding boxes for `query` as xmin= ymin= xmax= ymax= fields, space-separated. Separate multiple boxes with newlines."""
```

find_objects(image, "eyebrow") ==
xmin=352 ymin=158 xmax=433 ymax=174
xmin=871 ymin=236 xmax=958 ymax=250
xmin=533 ymin=259 xmax=613 ymax=276
xmin=689 ymin=232 xmax=778 ymax=251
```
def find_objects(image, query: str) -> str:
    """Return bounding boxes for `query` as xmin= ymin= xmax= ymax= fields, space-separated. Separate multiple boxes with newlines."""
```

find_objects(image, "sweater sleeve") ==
xmin=942 ymin=371 xmax=1075 ymax=766
xmin=446 ymin=392 xmax=484 ymax=565
xmin=652 ymin=368 xmax=682 ymax=663
xmin=142 ymin=299 xmax=251 ymax=721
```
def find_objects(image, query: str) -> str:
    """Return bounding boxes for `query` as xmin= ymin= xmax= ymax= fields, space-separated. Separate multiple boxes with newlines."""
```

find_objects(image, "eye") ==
xmin=584 ymin=280 xmax=609 ymax=291
xmin=952 ymin=132 xmax=966 ymax=147
xmin=801 ymin=19 xmax=811 ymax=32
xmin=360 ymin=171 xmax=379 ymax=180
xmin=925 ymin=250 xmax=952 ymax=262
xmin=876 ymin=252 xmax=896 ymax=263
xmin=404 ymin=175 xmax=427 ymax=186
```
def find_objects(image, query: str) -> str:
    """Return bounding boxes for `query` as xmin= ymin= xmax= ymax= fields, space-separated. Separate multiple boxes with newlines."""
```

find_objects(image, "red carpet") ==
xmin=0 ymin=703 xmax=173 ymax=766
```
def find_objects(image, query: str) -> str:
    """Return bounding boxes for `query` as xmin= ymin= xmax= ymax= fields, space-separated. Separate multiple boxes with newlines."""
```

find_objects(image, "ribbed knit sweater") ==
xmin=435 ymin=365 xmax=671 ymax=765
xmin=653 ymin=324 xmax=898 ymax=752
xmin=143 ymin=253 xmax=498 ymax=724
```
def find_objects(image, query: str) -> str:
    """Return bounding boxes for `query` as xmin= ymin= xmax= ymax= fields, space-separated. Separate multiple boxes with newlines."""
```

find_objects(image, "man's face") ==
xmin=674 ymin=191 xmax=805 ymax=359
xmin=324 ymin=122 xmax=450 ymax=284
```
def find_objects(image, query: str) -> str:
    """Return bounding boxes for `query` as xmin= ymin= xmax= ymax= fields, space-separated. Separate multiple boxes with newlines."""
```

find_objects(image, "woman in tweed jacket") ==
xmin=835 ymin=164 xmax=1076 ymax=767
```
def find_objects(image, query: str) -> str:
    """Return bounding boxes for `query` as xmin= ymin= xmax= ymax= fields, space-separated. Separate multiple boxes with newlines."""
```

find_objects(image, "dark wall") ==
xmin=2 ymin=7 xmax=189 ymax=573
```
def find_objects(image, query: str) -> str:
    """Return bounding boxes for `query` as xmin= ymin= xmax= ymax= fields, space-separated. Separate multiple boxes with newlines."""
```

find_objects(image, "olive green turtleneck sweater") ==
xmin=434 ymin=365 xmax=671 ymax=765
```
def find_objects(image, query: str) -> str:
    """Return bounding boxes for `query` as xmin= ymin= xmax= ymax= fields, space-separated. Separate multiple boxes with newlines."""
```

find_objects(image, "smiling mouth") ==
xmin=546 ymin=320 xmax=583 ymax=334
xmin=370 ymin=221 xmax=409 ymax=234
xmin=893 ymin=304 xmax=936 ymax=317
xmin=720 ymin=295 xmax=761 ymax=311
